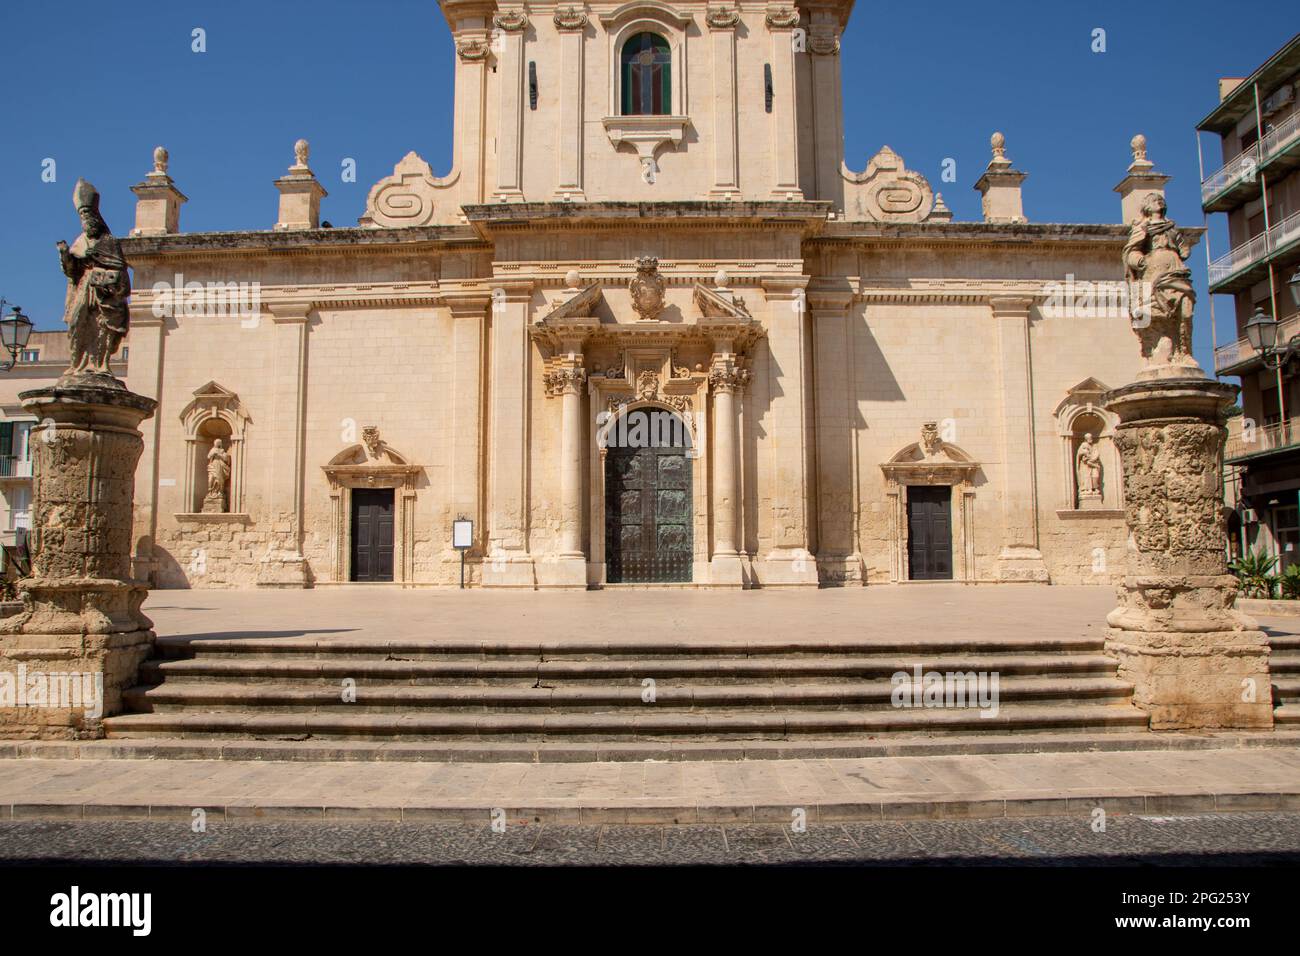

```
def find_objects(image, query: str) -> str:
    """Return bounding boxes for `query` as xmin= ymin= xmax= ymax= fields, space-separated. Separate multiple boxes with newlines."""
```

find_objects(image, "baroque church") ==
xmin=118 ymin=0 xmax=1170 ymax=590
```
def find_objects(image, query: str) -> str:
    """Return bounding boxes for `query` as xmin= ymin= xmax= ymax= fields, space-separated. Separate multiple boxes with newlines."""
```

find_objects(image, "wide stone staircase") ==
xmin=1271 ymin=633 xmax=1300 ymax=725
xmin=101 ymin=633 xmax=1152 ymax=746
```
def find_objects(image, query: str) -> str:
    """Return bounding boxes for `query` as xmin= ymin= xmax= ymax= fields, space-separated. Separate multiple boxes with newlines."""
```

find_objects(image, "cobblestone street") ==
xmin=3 ymin=813 xmax=1299 ymax=866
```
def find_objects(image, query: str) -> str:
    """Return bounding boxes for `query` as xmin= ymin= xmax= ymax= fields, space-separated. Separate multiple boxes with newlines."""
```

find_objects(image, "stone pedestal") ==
xmin=1078 ymin=492 xmax=1104 ymax=511
xmin=201 ymin=491 xmax=226 ymax=514
xmin=1103 ymin=378 xmax=1272 ymax=730
xmin=0 ymin=384 xmax=158 ymax=739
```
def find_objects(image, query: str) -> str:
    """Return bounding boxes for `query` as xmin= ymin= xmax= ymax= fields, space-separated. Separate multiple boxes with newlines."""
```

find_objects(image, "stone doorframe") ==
xmin=321 ymin=427 xmax=421 ymax=585
xmin=532 ymin=278 xmax=764 ymax=587
xmin=881 ymin=424 xmax=981 ymax=583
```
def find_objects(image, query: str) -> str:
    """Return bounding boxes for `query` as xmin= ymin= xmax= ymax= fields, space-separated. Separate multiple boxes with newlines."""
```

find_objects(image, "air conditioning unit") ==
xmin=1263 ymin=84 xmax=1295 ymax=116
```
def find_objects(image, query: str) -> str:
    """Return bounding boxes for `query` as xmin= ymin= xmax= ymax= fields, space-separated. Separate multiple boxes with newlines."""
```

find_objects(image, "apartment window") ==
xmin=1274 ymin=504 xmax=1299 ymax=572
xmin=19 ymin=349 xmax=39 ymax=364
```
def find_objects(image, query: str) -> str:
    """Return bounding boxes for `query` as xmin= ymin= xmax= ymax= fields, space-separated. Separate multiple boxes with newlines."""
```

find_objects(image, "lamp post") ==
xmin=0 ymin=301 xmax=34 ymax=371
xmin=1245 ymin=306 xmax=1300 ymax=370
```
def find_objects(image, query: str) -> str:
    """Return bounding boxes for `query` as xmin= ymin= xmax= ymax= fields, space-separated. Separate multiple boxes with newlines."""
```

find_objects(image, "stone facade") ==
xmin=115 ymin=1 xmax=1175 ymax=590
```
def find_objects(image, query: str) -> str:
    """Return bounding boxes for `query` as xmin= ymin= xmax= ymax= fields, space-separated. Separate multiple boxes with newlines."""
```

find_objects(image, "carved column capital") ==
xmin=706 ymin=6 xmax=740 ymax=29
xmin=545 ymin=366 xmax=587 ymax=397
xmin=709 ymin=364 xmax=750 ymax=393
xmin=765 ymin=6 xmax=800 ymax=29
xmin=456 ymin=37 xmax=491 ymax=61
xmin=808 ymin=31 xmax=840 ymax=55
xmin=493 ymin=9 xmax=529 ymax=31
xmin=553 ymin=6 xmax=589 ymax=30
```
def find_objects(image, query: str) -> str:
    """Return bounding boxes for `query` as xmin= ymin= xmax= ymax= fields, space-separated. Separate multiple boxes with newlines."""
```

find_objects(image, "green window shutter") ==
xmin=0 ymin=422 xmax=13 ymax=459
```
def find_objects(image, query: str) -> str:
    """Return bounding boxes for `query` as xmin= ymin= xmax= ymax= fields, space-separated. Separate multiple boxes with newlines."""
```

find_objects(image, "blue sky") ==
xmin=0 ymin=0 xmax=1293 ymax=370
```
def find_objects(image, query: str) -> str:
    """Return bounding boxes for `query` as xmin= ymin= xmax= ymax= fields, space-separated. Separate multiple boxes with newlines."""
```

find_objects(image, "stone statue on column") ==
xmin=1103 ymin=169 xmax=1270 ymax=729
xmin=0 ymin=177 xmax=158 ymax=739
xmin=1123 ymin=193 xmax=1201 ymax=380
xmin=57 ymin=179 xmax=131 ymax=384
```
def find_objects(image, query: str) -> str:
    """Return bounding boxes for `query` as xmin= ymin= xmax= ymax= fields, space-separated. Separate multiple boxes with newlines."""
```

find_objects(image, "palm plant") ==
xmin=1229 ymin=551 xmax=1279 ymax=599
xmin=1280 ymin=562 xmax=1300 ymax=600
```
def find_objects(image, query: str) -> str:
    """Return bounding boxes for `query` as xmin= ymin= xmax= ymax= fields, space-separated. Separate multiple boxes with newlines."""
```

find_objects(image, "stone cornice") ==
xmin=120 ymin=225 xmax=484 ymax=262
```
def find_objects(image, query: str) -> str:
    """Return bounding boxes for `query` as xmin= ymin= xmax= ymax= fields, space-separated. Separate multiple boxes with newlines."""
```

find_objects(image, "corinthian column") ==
xmin=709 ymin=361 xmax=747 ymax=585
xmin=554 ymin=368 xmax=586 ymax=559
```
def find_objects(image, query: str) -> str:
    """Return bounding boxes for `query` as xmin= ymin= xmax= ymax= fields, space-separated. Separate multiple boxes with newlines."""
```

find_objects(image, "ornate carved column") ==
xmin=1104 ymin=381 xmax=1272 ymax=728
xmin=553 ymin=6 xmax=588 ymax=201
xmin=706 ymin=6 xmax=740 ymax=199
xmin=491 ymin=9 xmax=529 ymax=202
xmin=709 ymin=360 xmax=747 ymax=583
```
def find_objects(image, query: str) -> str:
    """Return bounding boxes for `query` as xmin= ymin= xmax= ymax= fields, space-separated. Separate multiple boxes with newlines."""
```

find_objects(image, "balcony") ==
xmin=1224 ymin=414 xmax=1300 ymax=463
xmin=1202 ymin=109 xmax=1300 ymax=212
xmin=1215 ymin=309 xmax=1300 ymax=374
xmin=1208 ymin=207 xmax=1300 ymax=293
xmin=0 ymin=456 xmax=32 ymax=479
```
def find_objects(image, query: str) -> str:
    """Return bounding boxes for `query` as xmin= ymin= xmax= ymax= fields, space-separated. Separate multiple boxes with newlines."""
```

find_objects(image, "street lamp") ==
xmin=1290 ymin=267 xmax=1300 ymax=308
xmin=0 ymin=301 xmax=34 ymax=371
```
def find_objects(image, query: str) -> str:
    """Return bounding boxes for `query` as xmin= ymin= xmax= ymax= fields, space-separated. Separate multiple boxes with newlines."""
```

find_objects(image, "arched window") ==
xmin=620 ymin=32 xmax=671 ymax=116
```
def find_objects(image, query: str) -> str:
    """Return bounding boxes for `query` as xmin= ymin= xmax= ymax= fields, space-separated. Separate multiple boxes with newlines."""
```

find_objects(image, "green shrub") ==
xmin=1229 ymin=551 xmax=1280 ymax=599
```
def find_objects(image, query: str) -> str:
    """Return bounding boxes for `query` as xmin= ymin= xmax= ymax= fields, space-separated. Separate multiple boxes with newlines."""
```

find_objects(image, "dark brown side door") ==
xmin=907 ymin=485 xmax=953 ymax=581
xmin=351 ymin=488 xmax=394 ymax=582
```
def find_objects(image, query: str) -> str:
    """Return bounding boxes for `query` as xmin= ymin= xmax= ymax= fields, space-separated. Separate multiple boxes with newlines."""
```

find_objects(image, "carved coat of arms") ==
xmin=630 ymin=256 xmax=665 ymax=321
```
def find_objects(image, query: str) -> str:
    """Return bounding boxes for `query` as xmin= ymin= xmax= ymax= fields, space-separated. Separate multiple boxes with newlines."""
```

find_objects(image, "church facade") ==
xmin=117 ymin=0 xmax=1172 ymax=590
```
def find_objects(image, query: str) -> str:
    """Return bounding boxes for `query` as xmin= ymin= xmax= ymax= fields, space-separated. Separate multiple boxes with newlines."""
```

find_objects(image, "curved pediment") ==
xmin=323 ymin=426 xmax=420 ymax=489
xmin=881 ymin=423 xmax=980 ymax=485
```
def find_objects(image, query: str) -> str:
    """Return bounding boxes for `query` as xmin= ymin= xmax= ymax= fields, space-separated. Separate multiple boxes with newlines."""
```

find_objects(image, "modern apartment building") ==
xmin=1201 ymin=33 xmax=1300 ymax=571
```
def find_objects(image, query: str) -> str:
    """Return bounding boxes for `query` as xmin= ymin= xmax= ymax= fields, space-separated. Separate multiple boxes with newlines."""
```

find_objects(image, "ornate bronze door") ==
xmin=605 ymin=410 xmax=692 ymax=583
xmin=350 ymin=488 xmax=394 ymax=582
xmin=907 ymin=485 xmax=953 ymax=580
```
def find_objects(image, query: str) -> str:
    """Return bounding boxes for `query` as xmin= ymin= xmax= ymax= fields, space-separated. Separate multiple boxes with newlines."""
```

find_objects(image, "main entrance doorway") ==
xmin=907 ymin=485 xmax=953 ymax=580
xmin=604 ymin=408 xmax=692 ymax=583
xmin=350 ymin=488 xmax=394 ymax=582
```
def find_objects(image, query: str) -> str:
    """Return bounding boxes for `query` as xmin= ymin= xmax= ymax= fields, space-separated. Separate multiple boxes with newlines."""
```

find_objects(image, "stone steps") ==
xmin=138 ymin=652 xmax=1121 ymax=685
xmin=1270 ymin=651 xmax=1300 ymax=674
xmin=100 ymin=632 xmax=1154 ymax=743
xmin=123 ymin=675 xmax=1133 ymax=714
xmin=1272 ymin=677 xmax=1300 ymax=707
xmin=102 ymin=702 xmax=1149 ymax=740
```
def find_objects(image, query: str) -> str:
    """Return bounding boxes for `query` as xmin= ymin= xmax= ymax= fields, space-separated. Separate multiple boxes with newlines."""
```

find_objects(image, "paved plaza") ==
xmin=136 ymin=584 xmax=1300 ymax=648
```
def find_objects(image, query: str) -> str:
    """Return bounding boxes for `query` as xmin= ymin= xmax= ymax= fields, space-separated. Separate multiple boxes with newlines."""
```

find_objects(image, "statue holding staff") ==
xmin=56 ymin=178 xmax=131 ymax=382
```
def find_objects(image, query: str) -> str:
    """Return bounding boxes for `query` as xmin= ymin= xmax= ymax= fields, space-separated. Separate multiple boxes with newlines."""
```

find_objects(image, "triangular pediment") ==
xmin=538 ymin=283 xmax=604 ymax=324
xmin=693 ymin=283 xmax=752 ymax=320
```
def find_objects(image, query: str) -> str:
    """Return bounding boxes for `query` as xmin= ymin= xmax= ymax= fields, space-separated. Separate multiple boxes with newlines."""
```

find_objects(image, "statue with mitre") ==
xmin=56 ymin=178 xmax=131 ymax=383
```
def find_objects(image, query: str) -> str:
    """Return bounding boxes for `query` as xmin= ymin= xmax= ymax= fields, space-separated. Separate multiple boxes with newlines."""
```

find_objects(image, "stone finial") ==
xmin=131 ymin=146 xmax=187 ymax=236
xmin=715 ymin=268 xmax=730 ymax=289
xmin=275 ymin=138 xmax=327 ymax=230
xmin=564 ymin=269 xmax=582 ymax=289
xmin=974 ymin=132 xmax=1026 ymax=223
xmin=989 ymin=131 xmax=1009 ymax=167
xmin=1114 ymin=133 xmax=1170 ymax=225
xmin=1129 ymin=133 xmax=1151 ymax=169
xmin=929 ymin=192 xmax=953 ymax=223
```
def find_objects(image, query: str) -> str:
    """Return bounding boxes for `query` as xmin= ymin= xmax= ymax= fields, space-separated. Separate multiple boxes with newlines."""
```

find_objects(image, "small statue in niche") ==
xmin=1076 ymin=433 xmax=1104 ymax=505
xmin=202 ymin=439 xmax=232 ymax=513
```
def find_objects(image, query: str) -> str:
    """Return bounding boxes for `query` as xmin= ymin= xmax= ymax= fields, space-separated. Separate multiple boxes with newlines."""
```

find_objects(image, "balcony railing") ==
xmin=1209 ymin=207 xmax=1300 ymax=286
xmin=1201 ymin=111 xmax=1300 ymax=206
xmin=1215 ymin=310 xmax=1300 ymax=372
xmin=1201 ymin=144 xmax=1260 ymax=204
xmin=0 ymin=456 xmax=32 ymax=478
xmin=1262 ymin=108 xmax=1300 ymax=164
xmin=1225 ymin=415 xmax=1300 ymax=461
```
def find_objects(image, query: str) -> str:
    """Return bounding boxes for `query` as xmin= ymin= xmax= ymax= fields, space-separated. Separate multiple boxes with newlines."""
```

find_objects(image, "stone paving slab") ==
xmin=2 ymin=747 xmax=1299 ymax=824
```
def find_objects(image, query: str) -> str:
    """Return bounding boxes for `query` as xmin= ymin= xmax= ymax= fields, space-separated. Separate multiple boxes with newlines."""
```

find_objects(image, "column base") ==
xmin=816 ymin=553 xmax=866 ymax=586
xmin=1105 ymin=622 xmax=1273 ymax=730
xmin=481 ymin=554 xmax=538 ymax=588
xmin=759 ymin=549 xmax=820 ymax=587
xmin=534 ymin=556 xmax=588 ymax=589
xmin=708 ymin=553 xmax=747 ymax=587
xmin=256 ymin=551 xmax=313 ymax=588
xmin=996 ymin=546 xmax=1049 ymax=582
